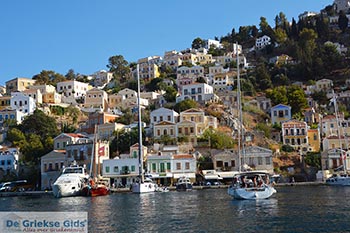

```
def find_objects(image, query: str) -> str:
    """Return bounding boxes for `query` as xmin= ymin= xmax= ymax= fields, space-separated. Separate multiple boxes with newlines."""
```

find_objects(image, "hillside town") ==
xmin=1 ymin=0 xmax=350 ymax=190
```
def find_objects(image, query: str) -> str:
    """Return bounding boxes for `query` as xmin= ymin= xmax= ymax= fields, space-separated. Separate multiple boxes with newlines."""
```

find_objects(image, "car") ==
xmin=0 ymin=180 xmax=34 ymax=192
xmin=0 ymin=182 xmax=12 ymax=192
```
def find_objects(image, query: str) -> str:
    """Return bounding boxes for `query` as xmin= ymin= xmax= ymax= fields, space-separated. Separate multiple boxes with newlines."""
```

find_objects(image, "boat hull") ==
xmin=326 ymin=176 xmax=350 ymax=186
xmin=228 ymin=185 xmax=276 ymax=200
xmin=52 ymin=183 xmax=82 ymax=198
xmin=132 ymin=182 xmax=157 ymax=194
xmin=176 ymin=183 xmax=193 ymax=191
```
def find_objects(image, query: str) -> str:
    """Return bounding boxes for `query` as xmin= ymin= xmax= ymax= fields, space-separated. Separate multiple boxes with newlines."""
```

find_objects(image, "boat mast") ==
xmin=236 ymin=42 xmax=242 ymax=172
xmin=137 ymin=64 xmax=145 ymax=183
xmin=332 ymin=89 xmax=346 ymax=173
xmin=89 ymin=124 xmax=97 ymax=177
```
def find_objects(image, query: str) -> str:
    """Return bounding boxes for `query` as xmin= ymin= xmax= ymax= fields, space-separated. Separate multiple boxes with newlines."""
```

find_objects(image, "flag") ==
xmin=98 ymin=146 xmax=105 ymax=157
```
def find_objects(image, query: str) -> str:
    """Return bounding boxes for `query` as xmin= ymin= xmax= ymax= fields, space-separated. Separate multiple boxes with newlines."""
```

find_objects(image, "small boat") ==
xmin=132 ymin=177 xmax=158 ymax=194
xmin=155 ymin=186 xmax=169 ymax=193
xmin=52 ymin=164 xmax=89 ymax=198
xmin=176 ymin=176 xmax=193 ymax=191
xmin=82 ymin=178 xmax=110 ymax=197
xmin=227 ymin=172 xmax=276 ymax=200
xmin=326 ymin=173 xmax=350 ymax=186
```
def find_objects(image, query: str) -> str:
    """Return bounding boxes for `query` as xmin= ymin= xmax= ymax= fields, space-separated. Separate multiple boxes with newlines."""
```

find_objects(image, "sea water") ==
xmin=0 ymin=185 xmax=349 ymax=233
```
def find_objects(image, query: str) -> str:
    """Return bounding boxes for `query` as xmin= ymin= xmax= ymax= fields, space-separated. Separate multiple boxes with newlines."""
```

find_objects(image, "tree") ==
xmin=286 ymin=85 xmax=308 ymax=115
xmin=266 ymin=86 xmax=288 ymax=106
xmin=338 ymin=10 xmax=349 ymax=33
xmin=107 ymin=55 xmax=131 ymax=83
xmin=173 ymin=99 xmax=198 ymax=113
xmin=19 ymin=110 xmax=59 ymax=139
xmin=32 ymin=70 xmax=66 ymax=86
xmin=255 ymin=63 xmax=272 ymax=90
xmin=163 ymin=86 xmax=178 ymax=102
xmin=191 ymin=37 xmax=206 ymax=49
xmin=65 ymin=69 xmax=76 ymax=80
xmin=200 ymin=129 xmax=235 ymax=149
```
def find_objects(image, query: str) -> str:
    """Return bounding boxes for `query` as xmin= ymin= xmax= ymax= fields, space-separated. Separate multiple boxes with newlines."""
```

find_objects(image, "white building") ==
xmin=0 ymin=148 xmax=19 ymax=174
xmin=56 ymin=80 xmax=90 ymax=104
xmin=150 ymin=107 xmax=179 ymax=128
xmin=176 ymin=83 xmax=217 ymax=104
xmin=10 ymin=92 xmax=36 ymax=115
xmin=92 ymin=70 xmax=113 ymax=87
xmin=256 ymin=35 xmax=271 ymax=50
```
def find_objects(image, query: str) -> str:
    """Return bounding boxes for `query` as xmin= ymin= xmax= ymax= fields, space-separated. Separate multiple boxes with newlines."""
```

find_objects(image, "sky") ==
xmin=0 ymin=0 xmax=332 ymax=85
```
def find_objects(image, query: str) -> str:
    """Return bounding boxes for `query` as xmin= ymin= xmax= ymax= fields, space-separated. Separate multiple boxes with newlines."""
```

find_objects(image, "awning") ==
xmin=173 ymin=173 xmax=196 ymax=179
xmin=204 ymin=174 xmax=223 ymax=180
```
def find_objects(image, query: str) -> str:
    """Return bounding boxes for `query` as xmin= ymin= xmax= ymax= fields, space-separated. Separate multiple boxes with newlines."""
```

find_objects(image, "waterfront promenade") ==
xmin=0 ymin=181 xmax=325 ymax=197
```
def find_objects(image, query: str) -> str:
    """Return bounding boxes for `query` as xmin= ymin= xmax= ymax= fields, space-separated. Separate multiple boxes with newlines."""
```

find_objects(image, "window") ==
xmin=176 ymin=163 xmax=181 ymax=170
xmin=231 ymin=160 xmax=235 ymax=167
xmin=157 ymin=130 xmax=160 ymax=136
xmin=216 ymin=161 xmax=223 ymax=167
xmin=274 ymin=111 xmax=277 ymax=117
xmin=133 ymin=151 xmax=137 ymax=158
xmin=152 ymin=163 xmax=156 ymax=172
xmin=131 ymin=166 xmax=135 ymax=172
xmin=153 ymin=116 xmax=157 ymax=122
xmin=185 ymin=162 xmax=190 ymax=170
xmin=160 ymin=163 xmax=165 ymax=172
xmin=266 ymin=157 xmax=271 ymax=165
xmin=167 ymin=163 xmax=171 ymax=171
xmin=105 ymin=166 xmax=110 ymax=173
xmin=55 ymin=163 xmax=59 ymax=171
xmin=7 ymin=160 xmax=11 ymax=165
xmin=114 ymin=166 xmax=119 ymax=172
xmin=258 ymin=157 xmax=263 ymax=165
xmin=167 ymin=116 xmax=171 ymax=121
xmin=170 ymin=129 xmax=174 ymax=135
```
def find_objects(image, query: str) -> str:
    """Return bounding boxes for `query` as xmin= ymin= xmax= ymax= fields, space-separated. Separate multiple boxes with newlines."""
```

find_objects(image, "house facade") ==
xmin=10 ymin=92 xmax=36 ymax=115
xmin=176 ymin=83 xmax=217 ymax=104
xmin=271 ymin=104 xmax=292 ymax=125
xmin=282 ymin=120 xmax=309 ymax=153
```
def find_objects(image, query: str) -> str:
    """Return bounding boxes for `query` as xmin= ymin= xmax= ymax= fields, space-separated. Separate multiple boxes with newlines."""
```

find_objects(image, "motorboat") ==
xmin=326 ymin=173 xmax=350 ymax=186
xmin=132 ymin=177 xmax=158 ymax=194
xmin=227 ymin=172 xmax=276 ymax=200
xmin=52 ymin=164 xmax=89 ymax=198
xmin=176 ymin=176 xmax=193 ymax=191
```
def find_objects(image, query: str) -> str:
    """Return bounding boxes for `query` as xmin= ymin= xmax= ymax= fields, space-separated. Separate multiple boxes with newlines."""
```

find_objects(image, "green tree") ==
xmin=304 ymin=152 xmax=321 ymax=169
xmin=266 ymin=86 xmax=288 ymax=106
xmin=200 ymin=129 xmax=235 ymax=149
xmin=191 ymin=37 xmax=206 ymax=49
xmin=107 ymin=55 xmax=131 ymax=83
xmin=255 ymin=63 xmax=272 ymax=90
xmin=65 ymin=69 xmax=76 ymax=80
xmin=20 ymin=110 xmax=59 ymax=139
xmin=32 ymin=70 xmax=66 ymax=86
xmin=163 ymin=86 xmax=178 ymax=102
xmin=338 ymin=10 xmax=349 ymax=33
xmin=173 ymin=99 xmax=198 ymax=113
xmin=6 ymin=128 xmax=26 ymax=144
xmin=286 ymin=85 xmax=308 ymax=115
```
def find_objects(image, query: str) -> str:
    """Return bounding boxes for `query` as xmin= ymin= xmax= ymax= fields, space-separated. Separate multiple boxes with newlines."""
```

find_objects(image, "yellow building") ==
xmin=307 ymin=128 xmax=321 ymax=152
xmin=6 ymin=77 xmax=36 ymax=94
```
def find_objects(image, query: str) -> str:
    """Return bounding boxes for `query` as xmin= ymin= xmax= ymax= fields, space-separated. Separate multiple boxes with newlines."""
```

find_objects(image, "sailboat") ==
xmin=131 ymin=64 xmax=158 ymax=194
xmin=325 ymin=90 xmax=350 ymax=186
xmin=82 ymin=126 xmax=110 ymax=196
xmin=227 ymin=43 xmax=276 ymax=200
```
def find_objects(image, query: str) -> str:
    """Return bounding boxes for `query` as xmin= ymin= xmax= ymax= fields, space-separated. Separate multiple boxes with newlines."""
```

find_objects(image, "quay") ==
xmin=0 ymin=182 xmax=326 ymax=197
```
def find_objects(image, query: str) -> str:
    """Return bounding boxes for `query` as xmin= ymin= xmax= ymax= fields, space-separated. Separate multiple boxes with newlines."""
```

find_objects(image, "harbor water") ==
xmin=1 ymin=185 xmax=350 ymax=232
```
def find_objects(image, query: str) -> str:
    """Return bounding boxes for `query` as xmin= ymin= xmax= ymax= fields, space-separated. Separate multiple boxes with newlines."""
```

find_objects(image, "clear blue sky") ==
xmin=0 ymin=0 xmax=331 ymax=85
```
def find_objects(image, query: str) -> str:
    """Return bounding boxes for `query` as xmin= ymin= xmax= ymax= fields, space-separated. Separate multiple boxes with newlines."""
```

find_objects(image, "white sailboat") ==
xmin=227 ymin=43 xmax=276 ymax=200
xmin=132 ymin=64 xmax=158 ymax=194
xmin=325 ymin=90 xmax=350 ymax=186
